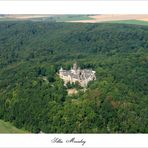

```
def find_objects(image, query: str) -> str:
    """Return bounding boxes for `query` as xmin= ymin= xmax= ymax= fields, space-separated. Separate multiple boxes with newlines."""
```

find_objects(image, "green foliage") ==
xmin=0 ymin=119 xmax=27 ymax=133
xmin=0 ymin=21 xmax=148 ymax=133
xmin=66 ymin=81 xmax=82 ymax=89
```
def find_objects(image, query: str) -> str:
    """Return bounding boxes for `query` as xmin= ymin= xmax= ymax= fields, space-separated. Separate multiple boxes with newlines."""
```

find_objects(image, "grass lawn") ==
xmin=108 ymin=20 xmax=148 ymax=26
xmin=0 ymin=120 xmax=27 ymax=133
xmin=54 ymin=15 xmax=94 ymax=22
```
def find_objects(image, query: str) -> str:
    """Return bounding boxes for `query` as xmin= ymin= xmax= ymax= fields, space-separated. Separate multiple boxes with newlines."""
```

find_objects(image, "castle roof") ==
xmin=59 ymin=63 xmax=96 ymax=87
xmin=60 ymin=69 xmax=95 ymax=80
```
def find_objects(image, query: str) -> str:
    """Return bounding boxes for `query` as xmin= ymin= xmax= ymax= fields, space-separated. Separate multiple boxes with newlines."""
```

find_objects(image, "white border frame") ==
xmin=0 ymin=0 xmax=148 ymax=148
xmin=0 ymin=1 xmax=148 ymax=14
xmin=0 ymin=134 xmax=148 ymax=147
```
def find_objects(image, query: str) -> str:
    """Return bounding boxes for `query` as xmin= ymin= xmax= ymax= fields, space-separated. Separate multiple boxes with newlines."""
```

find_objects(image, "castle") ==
xmin=59 ymin=63 xmax=96 ymax=87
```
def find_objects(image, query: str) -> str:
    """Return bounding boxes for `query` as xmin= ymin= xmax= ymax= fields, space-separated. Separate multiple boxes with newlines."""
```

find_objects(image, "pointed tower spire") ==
xmin=73 ymin=62 xmax=77 ymax=71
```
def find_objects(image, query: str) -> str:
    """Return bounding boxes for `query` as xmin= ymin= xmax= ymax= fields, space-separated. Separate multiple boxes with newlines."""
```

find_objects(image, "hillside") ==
xmin=0 ymin=21 xmax=148 ymax=133
xmin=0 ymin=120 xmax=26 ymax=133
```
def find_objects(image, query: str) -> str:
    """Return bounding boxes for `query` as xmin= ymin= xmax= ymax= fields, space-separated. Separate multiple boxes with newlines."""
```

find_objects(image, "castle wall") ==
xmin=58 ymin=64 xmax=96 ymax=87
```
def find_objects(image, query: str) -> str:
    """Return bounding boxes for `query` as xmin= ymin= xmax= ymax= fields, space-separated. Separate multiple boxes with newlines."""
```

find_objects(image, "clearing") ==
xmin=0 ymin=119 xmax=27 ymax=133
xmin=67 ymin=88 xmax=78 ymax=95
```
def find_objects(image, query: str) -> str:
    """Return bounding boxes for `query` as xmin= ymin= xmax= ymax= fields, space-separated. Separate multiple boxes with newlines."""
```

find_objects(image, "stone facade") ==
xmin=59 ymin=63 xmax=96 ymax=87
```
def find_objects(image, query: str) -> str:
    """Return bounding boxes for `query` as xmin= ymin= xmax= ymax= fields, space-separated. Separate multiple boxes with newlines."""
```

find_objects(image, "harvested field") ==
xmin=5 ymin=15 xmax=50 ymax=20
xmin=67 ymin=14 xmax=148 ymax=23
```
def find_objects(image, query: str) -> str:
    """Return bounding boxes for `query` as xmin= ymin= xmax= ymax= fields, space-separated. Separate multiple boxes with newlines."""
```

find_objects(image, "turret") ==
xmin=73 ymin=62 xmax=77 ymax=71
xmin=71 ymin=62 xmax=78 ymax=74
xmin=59 ymin=67 xmax=63 ymax=76
xmin=59 ymin=67 xmax=63 ymax=72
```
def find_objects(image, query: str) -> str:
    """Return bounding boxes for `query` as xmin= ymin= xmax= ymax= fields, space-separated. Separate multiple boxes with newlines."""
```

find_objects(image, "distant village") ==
xmin=58 ymin=63 xmax=96 ymax=87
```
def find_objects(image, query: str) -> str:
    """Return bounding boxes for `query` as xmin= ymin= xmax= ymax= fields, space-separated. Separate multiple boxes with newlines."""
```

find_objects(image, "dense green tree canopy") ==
xmin=0 ymin=21 xmax=148 ymax=133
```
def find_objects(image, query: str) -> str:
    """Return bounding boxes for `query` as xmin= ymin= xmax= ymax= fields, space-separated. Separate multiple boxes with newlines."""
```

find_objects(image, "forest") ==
xmin=0 ymin=21 xmax=148 ymax=133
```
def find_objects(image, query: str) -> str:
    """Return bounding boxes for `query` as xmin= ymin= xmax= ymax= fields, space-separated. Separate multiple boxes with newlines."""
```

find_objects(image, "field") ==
xmin=0 ymin=120 xmax=26 ymax=133
xmin=67 ymin=14 xmax=148 ymax=25
xmin=48 ymin=15 xmax=94 ymax=22
xmin=109 ymin=20 xmax=148 ymax=26
xmin=1 ymin=15 xmax=148 ymax=26
xmin=0 ymin=15 xmax=93 ymax=22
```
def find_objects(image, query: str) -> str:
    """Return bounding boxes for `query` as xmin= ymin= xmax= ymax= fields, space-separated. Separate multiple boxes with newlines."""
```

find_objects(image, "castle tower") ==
xmin=59 ymin=67 xmax=63 ymax=76
xmin=73 ymin=62 xmax=77 ymax=71
xmin=59 ymin=67 xmax=63 ymax=72
xmin=71 ymin=62 xmax=78 ymax=74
